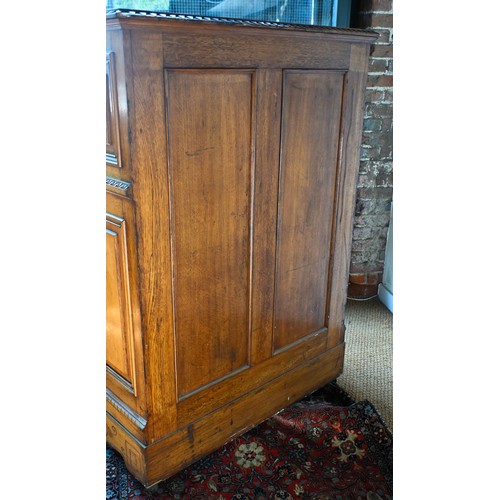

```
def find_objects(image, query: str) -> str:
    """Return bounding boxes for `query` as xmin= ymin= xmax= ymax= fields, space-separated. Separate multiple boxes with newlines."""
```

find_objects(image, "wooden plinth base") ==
xmin=106 ymin=342 xmax=344 ymax=487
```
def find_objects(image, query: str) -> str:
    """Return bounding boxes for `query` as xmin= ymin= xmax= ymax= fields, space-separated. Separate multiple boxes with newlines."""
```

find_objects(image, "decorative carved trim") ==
xmin=107 ymin=9 xmax=378 ymax=40
xmin=106 ymin=176 xmax=132 ymax=192
xmin=106 ymin=153 xmax=119 ymax=166
xmin=106 ymin=388 xmax=147 ymax=430
xmin=106 ymin=211 xmax=124 ymax=227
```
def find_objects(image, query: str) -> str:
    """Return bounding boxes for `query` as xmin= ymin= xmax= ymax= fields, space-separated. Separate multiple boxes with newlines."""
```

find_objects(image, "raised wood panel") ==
xmin=106 ymin=223 xmax=132 ymax=383
xmin=106 ymin=214 xmax=135 ymax=388
xmin=273 ymin=70 xmax=345 ymax=352
xmin=165 ymin=69 xmax=255 ymax=397
xmin=106 ymin=192 xmax=147 ymax=419
xmin=106 ymin=52 xmax=122 ymax=168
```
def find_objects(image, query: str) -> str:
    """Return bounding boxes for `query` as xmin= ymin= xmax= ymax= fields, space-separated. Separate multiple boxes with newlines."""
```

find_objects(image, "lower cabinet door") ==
xmin=106 ymin=191 xmax=146 ymax=425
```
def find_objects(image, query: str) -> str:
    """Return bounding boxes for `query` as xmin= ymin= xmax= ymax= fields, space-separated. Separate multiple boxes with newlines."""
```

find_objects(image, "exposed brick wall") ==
xmin=348 ymin=0 xmax=393 ymax=299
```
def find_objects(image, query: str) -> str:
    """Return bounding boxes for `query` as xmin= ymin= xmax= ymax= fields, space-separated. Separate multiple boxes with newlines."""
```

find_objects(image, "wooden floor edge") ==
xmin=134 ymin=342 xmax=345 ymax=487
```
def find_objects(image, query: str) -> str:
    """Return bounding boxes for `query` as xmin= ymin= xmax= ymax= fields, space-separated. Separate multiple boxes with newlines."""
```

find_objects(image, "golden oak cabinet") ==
xmin=105 ymin=10 xmax=377 ymax=487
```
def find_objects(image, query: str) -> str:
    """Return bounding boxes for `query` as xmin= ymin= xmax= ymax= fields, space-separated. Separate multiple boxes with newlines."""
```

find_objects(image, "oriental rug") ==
xmin=106 ymin=383 xmax=392 ymax=499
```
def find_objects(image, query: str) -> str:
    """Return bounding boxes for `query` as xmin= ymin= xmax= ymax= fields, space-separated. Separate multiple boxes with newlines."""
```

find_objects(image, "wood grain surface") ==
xmin=274 ymin=70 xmax=345 ymax=352
xmin=165 ymin=69 xmax=255 ymax=397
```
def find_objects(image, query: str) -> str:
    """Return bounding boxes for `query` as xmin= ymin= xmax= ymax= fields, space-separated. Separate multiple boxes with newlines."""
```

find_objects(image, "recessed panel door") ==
xmin=165 ymin=69 xmax=256 ymax=398
xmin=274 ymin=70 xmax=345 ymax=352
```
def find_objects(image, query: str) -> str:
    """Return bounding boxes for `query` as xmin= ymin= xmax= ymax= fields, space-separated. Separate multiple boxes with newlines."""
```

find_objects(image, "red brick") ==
xmin=379 ymin=150 xmax=392 ymax=161
xmin=351 ymin=239 xmax=372 ymax=252
xmin=367 ymin=74 xmax=393 ymax=88
xmin=367 ymin=13 xmax=393 ymax=28
xmin=370 ymin=44 xmax=393 ymax=58
xmin=363 ymin=117 xmax=383 ymax=131
xmin=349 ymin=263 xmax=365 ymax=274
xmin=365 ymin=89 xmax=385 ymax=103
xmin=372 ymin=28 xmax=392 ymax=44
xmin=356 ymin=174 xmax=374 ymax=188
xmin=381 ymin=116 xmax=393 ymax=131
xmin=353 ymin=227 xmax=372 ymax=239
xmin=361 ymin=131 xmax=387 ymax=148
xmin=355 ymin=198 xmax=378 ymax=214
xmin=358 ymin=0 xmax=374 ymax=12
xmin=360 ymin=145 xmax=381 ymax=160
xmin=349 ymin=273 xmax=367 ymax=285
xmin=365 ymin=102 xmax=393 ymax=118
xmin=366 ymin=272 xmax=383 ymax=285
xmin=368 ymin=58 xmax=390 ymax=73
xmin=350 ymin=261 xmax=385 ymax=274
xmin=347 ymin=283 xmax=378 ymax=299
xmin=354 ymin=214 xmax=391 ymax=229
xmin=358 ymin=0 xmax=393 ymax=15
xmin=358 ymin=160 xmax=370 ymax=175
xmin=375 ymin=171 xmax=393 ymax=187
xmin=371 ymin=0 xmax=393 ymax=12
xmin=373 ymin=226 xmax=389 ymax=242
xmin=383 ymin=88 xmax=393 ymax=102
xmin=357 ymin=187 xmax=393 ymax=200
xmin=348 ymin=273 xmax=382 ymax=286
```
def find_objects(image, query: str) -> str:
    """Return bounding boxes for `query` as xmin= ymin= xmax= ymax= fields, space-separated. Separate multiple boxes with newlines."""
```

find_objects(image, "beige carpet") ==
xmin=337 ymin=297 xmax=393 ymax=430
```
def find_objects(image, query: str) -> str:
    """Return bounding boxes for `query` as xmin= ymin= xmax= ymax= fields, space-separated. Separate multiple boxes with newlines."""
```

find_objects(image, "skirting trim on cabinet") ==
xmin=107 ymin=388 xmax=147 ymax=430
xmin=272 ymin=326 xmax=328 ymax=355
xmin=178 ymin=365 xmax=250 ymax=402
xmin=107 ymin=342 xmax=345 ymax=488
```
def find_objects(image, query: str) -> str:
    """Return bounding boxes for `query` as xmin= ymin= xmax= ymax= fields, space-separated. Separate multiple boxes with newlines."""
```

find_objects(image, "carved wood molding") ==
xmin=106 ymin=176 xmax=132 ymax=195
xmin=107 ymin=9 xmax=378 ymax=41
xmin=106 ymin=388 xmax=147 ymax=430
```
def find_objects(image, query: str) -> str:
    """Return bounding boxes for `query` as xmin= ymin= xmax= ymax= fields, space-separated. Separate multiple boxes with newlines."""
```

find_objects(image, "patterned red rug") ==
xmin=106 ymin=383 xmax=392 ymax=499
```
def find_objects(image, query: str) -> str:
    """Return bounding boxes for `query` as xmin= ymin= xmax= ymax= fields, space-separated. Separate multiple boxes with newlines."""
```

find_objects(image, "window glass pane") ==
xmin=106 ymin=0 xmax=349 ymax=27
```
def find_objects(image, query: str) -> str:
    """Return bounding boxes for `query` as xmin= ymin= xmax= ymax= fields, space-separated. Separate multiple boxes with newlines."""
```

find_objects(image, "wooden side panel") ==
xmin=327 ymin=44 xmax=372 ymax=349
xmin=274 ymin=70 xmax=344 ymax=352
xmin=165 ymin=70 xmax=255 ymax=397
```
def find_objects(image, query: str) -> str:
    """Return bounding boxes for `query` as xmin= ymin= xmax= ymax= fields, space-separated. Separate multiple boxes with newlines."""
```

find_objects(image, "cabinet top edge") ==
xmin=106 ymin=9 xmax=379 ymax=43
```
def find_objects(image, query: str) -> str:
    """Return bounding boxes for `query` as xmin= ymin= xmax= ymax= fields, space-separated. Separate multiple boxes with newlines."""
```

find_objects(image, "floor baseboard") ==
xmin=378 ymin=283 xmax=393 ymax=313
